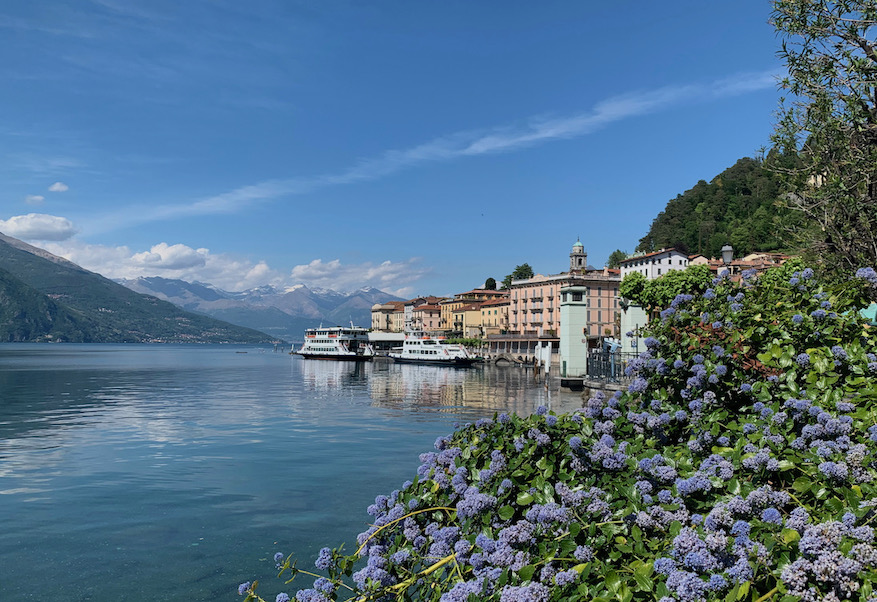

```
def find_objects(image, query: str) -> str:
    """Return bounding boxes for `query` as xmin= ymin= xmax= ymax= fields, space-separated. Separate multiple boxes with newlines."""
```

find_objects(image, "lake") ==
xmin=0 ymin=344 xmax=586 ymax=601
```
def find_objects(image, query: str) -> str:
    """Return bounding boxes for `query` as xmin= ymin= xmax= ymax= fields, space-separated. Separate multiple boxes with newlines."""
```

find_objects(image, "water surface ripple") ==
xmin=0 ymin=344 xmax=584 ymax=601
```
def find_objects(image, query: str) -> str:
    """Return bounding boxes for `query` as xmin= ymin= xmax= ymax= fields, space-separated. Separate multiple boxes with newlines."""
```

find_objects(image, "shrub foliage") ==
xmin=241 ymin=263 xmax=877 ymax=602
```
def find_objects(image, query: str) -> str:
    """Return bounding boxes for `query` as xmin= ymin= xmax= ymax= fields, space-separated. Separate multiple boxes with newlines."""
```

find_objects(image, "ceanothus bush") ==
xmin=238 ymin=262 xmax=877 ymax=602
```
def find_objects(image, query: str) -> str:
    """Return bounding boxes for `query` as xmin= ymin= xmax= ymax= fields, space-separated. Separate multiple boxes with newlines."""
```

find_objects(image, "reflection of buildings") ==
xmin=366 ymin=364 xmax=566 ymax=415
xmin=299 ymin=357 xmax=368 ymax=393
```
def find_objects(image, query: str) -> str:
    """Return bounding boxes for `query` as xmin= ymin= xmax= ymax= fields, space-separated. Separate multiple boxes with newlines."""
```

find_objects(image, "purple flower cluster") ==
xmin=262 ymin=263 xmax=877 ymax=602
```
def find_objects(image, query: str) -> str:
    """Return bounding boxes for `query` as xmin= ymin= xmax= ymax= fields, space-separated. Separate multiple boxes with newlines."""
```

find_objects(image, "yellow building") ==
xmin=480 ymin=298 xmax=509 ymax=336
xmin=370 ymin=301 xmax=406 ymax=332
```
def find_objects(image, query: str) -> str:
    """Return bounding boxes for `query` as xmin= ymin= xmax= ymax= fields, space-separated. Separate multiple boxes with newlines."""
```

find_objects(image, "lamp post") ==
xmin=721 ymin=244 xmax=734 ymax=274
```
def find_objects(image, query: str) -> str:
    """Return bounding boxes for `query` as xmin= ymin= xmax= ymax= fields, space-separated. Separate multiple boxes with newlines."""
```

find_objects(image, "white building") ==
xmin=619 ymin=248 xmax=689 ymax=281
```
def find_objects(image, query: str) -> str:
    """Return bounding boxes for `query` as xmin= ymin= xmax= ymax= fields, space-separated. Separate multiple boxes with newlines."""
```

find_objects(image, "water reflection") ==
xmin=0 ymin=345 xmax=589 ymax=602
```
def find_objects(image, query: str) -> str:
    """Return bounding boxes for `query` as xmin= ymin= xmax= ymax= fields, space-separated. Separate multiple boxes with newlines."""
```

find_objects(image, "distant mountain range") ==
xmin=0 ymin=233 xmax=276 ymax=344
xmin=116 ymin=277 xmax=402 ymax=342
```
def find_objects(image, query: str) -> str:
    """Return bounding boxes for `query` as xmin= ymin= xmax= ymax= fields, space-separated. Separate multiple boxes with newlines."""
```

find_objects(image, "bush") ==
xmin=240 ymin=263 xmax=877 ymax=602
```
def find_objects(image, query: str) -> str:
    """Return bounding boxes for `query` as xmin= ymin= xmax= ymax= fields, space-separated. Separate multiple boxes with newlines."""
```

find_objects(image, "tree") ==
xmin=500 ymin=263 xmax=534 ymax=289
xmin=484 ymin=277 xmax=497 ymax=290
xmin=605 ymin=249 xmax=628 ymax=268
xmin=618 ymin=264 xmax=713 ymax=310
xmin=771 ymin=0 xmax=877 ymax=274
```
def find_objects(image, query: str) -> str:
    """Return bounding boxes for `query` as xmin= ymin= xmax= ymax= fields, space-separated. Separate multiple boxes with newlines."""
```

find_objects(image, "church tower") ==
xmin=569 ymin=239 xmax=587 ymax=274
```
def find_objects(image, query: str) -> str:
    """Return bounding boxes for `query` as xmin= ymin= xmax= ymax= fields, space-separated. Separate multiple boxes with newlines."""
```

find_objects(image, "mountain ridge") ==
xmin=0 ymin=234 xmax=277 ymax=344
xmin=116 ymin=276 xmax=402 ymax=342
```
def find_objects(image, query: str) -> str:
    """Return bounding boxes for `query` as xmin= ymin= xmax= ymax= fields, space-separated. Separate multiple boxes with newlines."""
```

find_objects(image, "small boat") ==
xmin=295 ymin=325 xmax=375 ymax=361
xmin=388 ymin=331 xmax=478 ymax=367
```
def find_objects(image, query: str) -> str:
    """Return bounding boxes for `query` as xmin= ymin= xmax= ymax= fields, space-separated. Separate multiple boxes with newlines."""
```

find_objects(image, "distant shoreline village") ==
xmin=368 ymin=240 xmax=789 ymax=380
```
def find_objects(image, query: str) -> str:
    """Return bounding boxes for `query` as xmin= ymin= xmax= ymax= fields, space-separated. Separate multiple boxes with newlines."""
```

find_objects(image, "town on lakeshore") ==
xmin=368 ymin=240 xmax=789 ymax=379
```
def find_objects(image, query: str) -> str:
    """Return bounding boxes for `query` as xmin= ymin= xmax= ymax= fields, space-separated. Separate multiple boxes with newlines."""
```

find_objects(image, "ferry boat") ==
xmin=295 ymin=326 xmax=375 ymax=361
xmin=388 ymin=331 xmax=479 ymax=367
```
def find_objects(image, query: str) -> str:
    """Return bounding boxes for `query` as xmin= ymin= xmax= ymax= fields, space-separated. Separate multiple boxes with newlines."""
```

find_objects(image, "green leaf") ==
xmin=792 ymin=476 xmax=812 ymax=493
xmin=498 ymin=505 xmax=515 ymax=521
xmin=604 ymin=570 xmax=621 ymax=593
xmin=517 ymin=565 xmax=536 ymax=582
xmin=516 ymin=492 xmax=534 ymax=506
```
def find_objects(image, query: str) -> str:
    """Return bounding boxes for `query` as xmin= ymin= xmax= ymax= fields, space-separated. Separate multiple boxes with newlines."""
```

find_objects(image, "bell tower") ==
xmin=570 ymin=239 xmax=586 ymax=274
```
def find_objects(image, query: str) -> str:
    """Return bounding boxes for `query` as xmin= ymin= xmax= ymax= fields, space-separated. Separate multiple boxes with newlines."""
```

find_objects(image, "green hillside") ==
xmin=0 ymin=266 xmax=93 ymax=342
xmin=635 ymin=156 xmax=799 ymax=258
xmin=0 ymin=235 xmax=276 ymax=344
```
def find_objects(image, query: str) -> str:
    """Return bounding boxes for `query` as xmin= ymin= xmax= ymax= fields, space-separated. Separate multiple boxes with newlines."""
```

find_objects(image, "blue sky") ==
xmin=1 ymin=1 xmax=783 ymax=297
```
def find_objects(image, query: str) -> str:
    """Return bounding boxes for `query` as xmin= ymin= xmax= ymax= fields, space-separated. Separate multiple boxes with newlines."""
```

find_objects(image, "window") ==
xmin=572 ymin=292 xmax=582 ymax=302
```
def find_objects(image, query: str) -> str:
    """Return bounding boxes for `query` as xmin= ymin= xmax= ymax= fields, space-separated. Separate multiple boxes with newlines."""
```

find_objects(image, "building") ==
xmin=619 ymin=248 xmax=690 ymax=280
xmin=440 ymin=289 xmax=508 ymax=334
xmin=411 ymin=301 xmax=443 ymax=331
xmin=485 ymin=240 xmax=621 ymax=361
xmin=480 ymin=297 xmax=509 ymax=336
xmin=371 ymin=301 xmax=406 ymax=332
xmin=507 ymin=240 xmax=620 ymax=340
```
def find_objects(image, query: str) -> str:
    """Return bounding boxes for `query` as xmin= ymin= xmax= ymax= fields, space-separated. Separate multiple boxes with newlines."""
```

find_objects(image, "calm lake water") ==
xmin=0 ymin=344 xmax=586 ymax=601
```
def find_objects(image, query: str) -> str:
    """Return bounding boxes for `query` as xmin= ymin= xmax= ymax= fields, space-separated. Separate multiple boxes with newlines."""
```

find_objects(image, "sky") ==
xmin=0 ymin=0 xmax=785 ymax=297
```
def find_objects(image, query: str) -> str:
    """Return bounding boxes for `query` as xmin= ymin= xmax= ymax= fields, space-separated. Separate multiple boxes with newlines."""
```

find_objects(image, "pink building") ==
xmin=507 ymin=240 xmax=621 ymax=340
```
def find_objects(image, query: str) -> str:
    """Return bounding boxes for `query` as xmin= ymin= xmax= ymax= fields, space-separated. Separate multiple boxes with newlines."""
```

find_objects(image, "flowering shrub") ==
xmin=239 ymin=263 xmax=877 ymax=602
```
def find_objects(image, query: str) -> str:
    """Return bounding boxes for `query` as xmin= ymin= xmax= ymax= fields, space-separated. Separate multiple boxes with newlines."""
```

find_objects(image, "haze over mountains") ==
xmin=116 ymin=277 xmax=402 ymax=342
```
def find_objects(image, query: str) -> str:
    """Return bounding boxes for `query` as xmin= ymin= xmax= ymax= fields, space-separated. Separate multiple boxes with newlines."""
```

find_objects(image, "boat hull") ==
xmin=389 ymin=355 xmax=478 ymax=367
xmin=296 ymin=352 xmax=373 ymax=361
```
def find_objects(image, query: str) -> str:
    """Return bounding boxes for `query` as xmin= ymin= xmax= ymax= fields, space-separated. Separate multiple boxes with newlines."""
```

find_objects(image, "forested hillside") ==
xmin=635 ymin=156 xmax=798 ymax=258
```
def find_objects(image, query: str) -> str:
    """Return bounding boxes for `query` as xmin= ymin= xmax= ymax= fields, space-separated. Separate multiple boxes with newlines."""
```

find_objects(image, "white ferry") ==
xmin=388 ymin=331 xmax=479 ymax=367
xmin=295 ymin=326 xmax=375 ymax=361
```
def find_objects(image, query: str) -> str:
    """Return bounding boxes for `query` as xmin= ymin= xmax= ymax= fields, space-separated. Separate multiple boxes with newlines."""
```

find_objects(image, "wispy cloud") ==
xmin=86 ymin=70 xmax=779 ymax=234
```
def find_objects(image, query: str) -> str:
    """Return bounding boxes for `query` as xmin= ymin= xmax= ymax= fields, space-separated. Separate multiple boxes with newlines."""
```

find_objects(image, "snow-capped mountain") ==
xmin=116 ymin=276 xmax=401 ymax=342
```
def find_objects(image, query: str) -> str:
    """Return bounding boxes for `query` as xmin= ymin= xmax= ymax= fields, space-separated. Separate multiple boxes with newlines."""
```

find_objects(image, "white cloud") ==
xmin=48 ymin=182 xmax=69 ymax=192
xmin=40 ymin=239 xmax=285 ymax=292
xmin=25 ymin=194 xmax=45 ymax=205
xmin=131 ymin=242 xmax=207 ymax=270
xmin=0 ymin=213 xmax=78 ymax=240
xmin=34 ymin=235 xmax=427 ymax=293
xmin=290 ymin=257 xmax=428 ymax=292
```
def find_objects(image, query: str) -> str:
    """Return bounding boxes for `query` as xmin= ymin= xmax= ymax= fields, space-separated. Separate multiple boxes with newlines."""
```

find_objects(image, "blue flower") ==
xmin=554 ymin=569 xmax=579 ymax=586
xmin=856 ymin=266 xmax=877 ymax=285
xmin=761 ymin=507 xmax=782 ymax=524
xmin=238 ymin=582 xmax=251 ymax=596
xmin=315 ymin=547 xmax=334 ymax=570
xmin=792 ymin=313 xmax=804 ymax=324
xmin=795 ymin=353 xmax=810 ymax=367
xmin=276 ymin=594 xmax=291 ymax=602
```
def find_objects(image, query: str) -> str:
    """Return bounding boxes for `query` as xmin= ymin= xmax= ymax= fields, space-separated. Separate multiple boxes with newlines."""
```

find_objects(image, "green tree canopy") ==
xmin=484 ymin=277 xmax=497 ymax=290
xmin=605 ymin=249 xmax=628 ymax=268
xmin=771 ymin=0 xmax=877 ymax=275
xmin=636 ymin=157 xmax=794 ymax=258
xmin=501 ymin=263 xmax=535 ymax=289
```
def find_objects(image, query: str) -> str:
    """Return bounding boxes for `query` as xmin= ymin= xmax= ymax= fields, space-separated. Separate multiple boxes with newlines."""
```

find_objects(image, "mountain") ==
xmin=635 ymin=156 xmax=800 ymax=258
xmin=0 ymin=233 xmax=276 ymax=344
xmin=116 ymin=276 xmax=402 ymax=342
